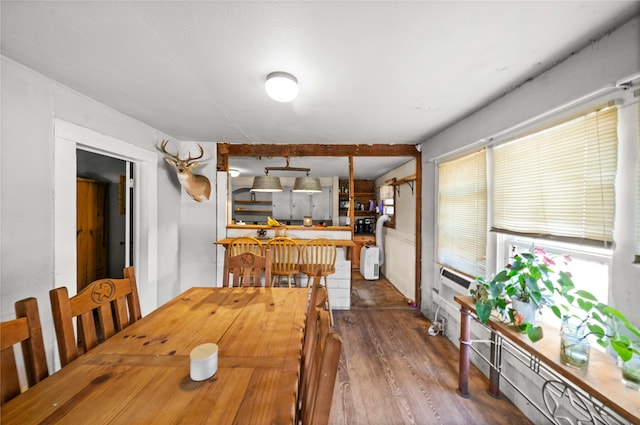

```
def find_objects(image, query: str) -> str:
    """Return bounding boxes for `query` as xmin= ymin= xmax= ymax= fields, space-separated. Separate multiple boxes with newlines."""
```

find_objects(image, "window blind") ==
xmin=493 ymin=106 xmax=618 ymax=246
xmin=438 ymin=149 xmax=487 ymax=277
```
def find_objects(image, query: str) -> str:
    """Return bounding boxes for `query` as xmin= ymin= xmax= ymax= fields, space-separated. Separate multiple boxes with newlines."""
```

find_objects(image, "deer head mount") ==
xmin=160 ymin=140 xmax=211 ymax=202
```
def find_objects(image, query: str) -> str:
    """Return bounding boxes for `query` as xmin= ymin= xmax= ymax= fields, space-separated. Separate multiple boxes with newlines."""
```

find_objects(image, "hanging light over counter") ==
xmin=293 ymin=173 xmax=322 ymax=193
xmin=251 ymin=158 xmax=320 ymax=193
xmin=251 ymin=172 xmax=283 ymax=192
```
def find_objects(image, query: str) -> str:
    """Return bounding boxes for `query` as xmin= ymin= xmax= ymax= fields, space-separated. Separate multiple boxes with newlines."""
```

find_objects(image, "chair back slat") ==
xmin=112 ymin=297 xmax=130 ymax=331
xmin=1 ymin=297 xmax=49 ymax=404
xmin=78 ymin=309 xmax=99 ymax=353
xmin=50 ymin=267 xmax=142 ymax=367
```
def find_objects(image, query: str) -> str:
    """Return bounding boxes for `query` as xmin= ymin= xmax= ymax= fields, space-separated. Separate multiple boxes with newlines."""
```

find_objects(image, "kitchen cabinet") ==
xmin=273 ymin=187 xmax=332 ymax=222
xmin=291 ymin=190 xmax=310 ymax=220
xmin=311 ymin=187 xmax=332 ymax=221
xmin=272 ymin=189 xmax=291 ymax=220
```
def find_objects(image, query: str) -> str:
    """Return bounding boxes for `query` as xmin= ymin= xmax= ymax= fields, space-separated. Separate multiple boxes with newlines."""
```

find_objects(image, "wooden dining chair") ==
xmin=50 ymin=266 xmax=142 ymax=367
xmin=228 ymin=236 xmax=264 ymax=256
xmin=300 ymin=238 xmax=337 ymax=325
xmin=267 ymin=237 xmax=301 ymax=287
xmin=1 ymin=297 xmax=49 ymax=405
xmin=298 ymin=309 xmax=342 ymax=425
xmin=299 ymin=271 xmax=328 ymax=408
xmin=225 ymin=236 xmax=265 ymax=286
xmin=223 ymin=248 xmax=272 ymax=287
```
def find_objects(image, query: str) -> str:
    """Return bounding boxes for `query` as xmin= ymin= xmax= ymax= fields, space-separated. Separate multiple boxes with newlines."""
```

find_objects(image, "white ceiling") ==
xmin=2 ymin=1 xmax=638 ymax=179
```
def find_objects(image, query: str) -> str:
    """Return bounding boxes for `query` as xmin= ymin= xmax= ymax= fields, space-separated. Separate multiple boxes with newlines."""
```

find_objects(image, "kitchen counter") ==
xmin=227 ymin=224 xmax=351 ymax=231
xmin=215 ymin=237 xmax=355 ymax=249
xmin=216 ymin=227 xmax=354 ymax=309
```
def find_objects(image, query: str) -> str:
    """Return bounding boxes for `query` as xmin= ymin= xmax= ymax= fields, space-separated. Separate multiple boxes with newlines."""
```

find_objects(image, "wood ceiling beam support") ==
xmin=217 ymin=143 xmax=420 ymax=158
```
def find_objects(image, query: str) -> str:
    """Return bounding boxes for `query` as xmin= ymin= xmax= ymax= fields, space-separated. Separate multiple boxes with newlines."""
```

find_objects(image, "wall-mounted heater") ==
xmin=436 ymin=267 xmax=473 ymax=317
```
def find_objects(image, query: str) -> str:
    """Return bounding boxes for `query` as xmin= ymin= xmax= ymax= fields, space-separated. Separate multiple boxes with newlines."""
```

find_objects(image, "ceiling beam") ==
xmin=217 ymin=143 xmax=420 ymax=158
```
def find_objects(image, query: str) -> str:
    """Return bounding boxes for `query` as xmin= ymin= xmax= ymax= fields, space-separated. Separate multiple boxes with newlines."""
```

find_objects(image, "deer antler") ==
xmin=160 ymin=140 xmax=181 ymax=161
xmin=187 ymin=145 xmax=204 ymax=162
xmin=160 ymin=140 xmax=204 ymax=163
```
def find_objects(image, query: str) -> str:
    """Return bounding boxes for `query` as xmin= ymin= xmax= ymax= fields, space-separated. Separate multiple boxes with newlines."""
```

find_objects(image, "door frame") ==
xmin=54 ymin=119 xmax=158 ymax=314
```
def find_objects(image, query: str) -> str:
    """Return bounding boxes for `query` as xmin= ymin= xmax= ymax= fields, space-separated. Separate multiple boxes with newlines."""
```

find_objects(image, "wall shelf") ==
xmin=391 ymin=173 xmax=416 ymax=195
xmin=234 ymin=209 xmax=272 ymax=213
xmin=235 ymin=200 xmax=271 ymax=204
xmin=232 ymin=187 xmax=272 ymax=224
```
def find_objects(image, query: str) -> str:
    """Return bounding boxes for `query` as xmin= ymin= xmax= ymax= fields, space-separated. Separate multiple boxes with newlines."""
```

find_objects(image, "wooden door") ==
xmin=77 ymin=178 xmax=108 ymax=292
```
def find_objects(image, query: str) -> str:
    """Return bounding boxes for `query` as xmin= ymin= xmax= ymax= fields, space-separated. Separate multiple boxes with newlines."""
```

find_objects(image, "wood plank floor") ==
xmin=328 ymin=272 xmax=533 ymax=425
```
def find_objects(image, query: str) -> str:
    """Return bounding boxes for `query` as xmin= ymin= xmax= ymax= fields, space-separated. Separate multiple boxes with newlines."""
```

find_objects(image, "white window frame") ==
xmin=495 ymin=233 xmax=613 ymax=322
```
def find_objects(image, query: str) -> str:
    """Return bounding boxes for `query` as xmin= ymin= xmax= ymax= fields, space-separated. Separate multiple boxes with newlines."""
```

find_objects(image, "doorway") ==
xmin=76 ymin=150 xmax=132 ymax=291
xmin=54 ymin=119 xmax=158 ymax=315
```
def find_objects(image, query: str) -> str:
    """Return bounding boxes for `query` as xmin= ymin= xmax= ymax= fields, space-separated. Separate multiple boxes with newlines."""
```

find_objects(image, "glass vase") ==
xmin=560 ymin=317 xmax=590 ymax=370
xmin=621 ymin=352 xmax=640 ymax=390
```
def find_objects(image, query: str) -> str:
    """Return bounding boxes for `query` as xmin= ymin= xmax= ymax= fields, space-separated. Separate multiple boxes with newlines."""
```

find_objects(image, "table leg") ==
xmin=457 ymin=307 xmax=470 ymax=398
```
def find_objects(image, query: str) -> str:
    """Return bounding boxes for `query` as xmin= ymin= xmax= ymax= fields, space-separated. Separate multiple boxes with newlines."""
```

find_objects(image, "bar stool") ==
xmin=300 ymin=238 xmax=337 ymax=325
xmin=267 ymin=237 xmax=301 ymax=287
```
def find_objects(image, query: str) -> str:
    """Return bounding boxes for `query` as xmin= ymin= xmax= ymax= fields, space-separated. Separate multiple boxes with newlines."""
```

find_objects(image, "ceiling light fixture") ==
xmin=293 ymin=172 xmax=322 ymax=193
xmin=251 ymin=158 xmax=320 ymax=193
xmin=265 ymin=71 xmax=299 ymax=102
xmin=251 ymin=171 xmax=283 ymax=192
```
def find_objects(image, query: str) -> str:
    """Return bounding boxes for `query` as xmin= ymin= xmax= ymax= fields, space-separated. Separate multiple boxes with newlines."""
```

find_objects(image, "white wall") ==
xmin=419 ymin=16 xmax=640 ymax=422
xmin=0 ymin=56 xmax=183 ymax=372
xmin=375 ymin=159 xmax=417 ymax=300
xmin=176 ymin=141 xmax=218 ymax=296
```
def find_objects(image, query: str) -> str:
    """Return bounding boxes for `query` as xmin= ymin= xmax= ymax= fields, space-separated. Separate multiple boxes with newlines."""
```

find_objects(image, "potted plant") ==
xmin=472 ymin=247 xmax=640 ymax=374
xmin=472 ymin=247 xmax=573 ymax=342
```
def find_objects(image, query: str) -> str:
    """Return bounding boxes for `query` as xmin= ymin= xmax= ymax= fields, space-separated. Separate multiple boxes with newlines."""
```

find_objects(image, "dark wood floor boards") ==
xmin=328 ymin=274 xmax=533 ymax=425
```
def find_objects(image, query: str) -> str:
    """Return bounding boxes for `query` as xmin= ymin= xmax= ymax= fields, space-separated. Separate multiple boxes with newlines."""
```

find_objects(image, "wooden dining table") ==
xmin=1 ymin=287 xmax=309 ymax=425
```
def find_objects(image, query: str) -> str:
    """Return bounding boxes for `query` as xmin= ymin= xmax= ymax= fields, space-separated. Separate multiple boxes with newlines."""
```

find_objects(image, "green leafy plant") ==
xmin=472 ymin=248 xmax=571 ymax=342
xmin=560 ymin=289 xmax=640 ymax=363
xmin=472 ymin=247 xmax=640 ymax=363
